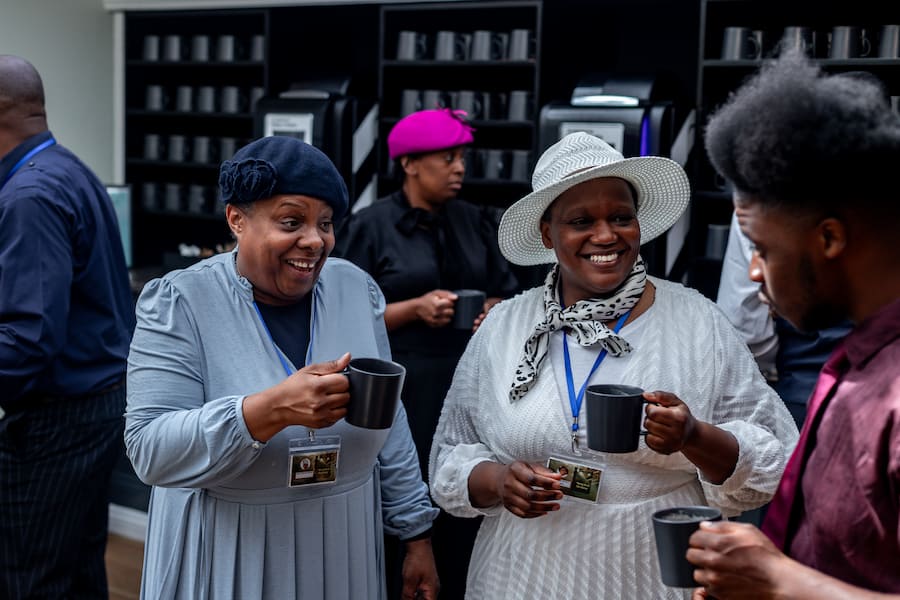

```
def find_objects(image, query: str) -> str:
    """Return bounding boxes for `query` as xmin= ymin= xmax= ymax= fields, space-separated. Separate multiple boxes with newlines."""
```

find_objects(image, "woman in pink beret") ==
xmin=334 ymin=108 xmax=518 ymax=599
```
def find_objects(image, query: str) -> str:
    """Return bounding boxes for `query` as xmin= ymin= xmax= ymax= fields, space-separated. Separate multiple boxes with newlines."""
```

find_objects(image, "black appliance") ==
xmin=254 ymin=77 xmax=379 ymax=210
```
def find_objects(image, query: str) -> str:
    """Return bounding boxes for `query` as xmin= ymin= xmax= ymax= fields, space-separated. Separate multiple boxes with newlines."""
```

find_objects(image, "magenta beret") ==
xmin=387 ymin=108 xmax=475 ymax=160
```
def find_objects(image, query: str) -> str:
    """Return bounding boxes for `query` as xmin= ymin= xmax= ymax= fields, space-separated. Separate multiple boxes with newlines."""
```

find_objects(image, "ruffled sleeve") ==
xmin=429 ymin=319 xmax=505 ymax=518
xmin=695 ymin=304 xmax=799 ymax=514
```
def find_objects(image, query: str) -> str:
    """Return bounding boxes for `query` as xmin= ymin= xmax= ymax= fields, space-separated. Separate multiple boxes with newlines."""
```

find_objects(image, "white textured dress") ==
xmin=126 ymin=252 xmax=438 ymax=600
xmin=429 ymin=278 xmax=798 ymax=599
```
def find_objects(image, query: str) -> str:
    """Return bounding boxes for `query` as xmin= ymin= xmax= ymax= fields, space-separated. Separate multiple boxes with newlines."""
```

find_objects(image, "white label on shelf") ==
xmin=263 ymin=113 xmax=315 ymax=145
xmin=558 ymin=122 xmax=625 ymax=152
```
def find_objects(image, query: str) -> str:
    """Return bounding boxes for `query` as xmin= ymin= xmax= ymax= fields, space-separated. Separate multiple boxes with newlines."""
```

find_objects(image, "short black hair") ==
xmin=704 ymin=50 xmax=900 ymax=223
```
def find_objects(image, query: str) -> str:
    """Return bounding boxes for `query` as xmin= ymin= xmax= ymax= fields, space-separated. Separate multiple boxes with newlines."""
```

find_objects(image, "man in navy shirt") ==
xmin=0 ymin=55 xmax=135 ymax=598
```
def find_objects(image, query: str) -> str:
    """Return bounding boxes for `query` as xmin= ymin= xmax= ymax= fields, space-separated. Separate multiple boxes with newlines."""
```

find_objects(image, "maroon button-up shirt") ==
xmin=787 ymin=297 xmax=900 ymax=591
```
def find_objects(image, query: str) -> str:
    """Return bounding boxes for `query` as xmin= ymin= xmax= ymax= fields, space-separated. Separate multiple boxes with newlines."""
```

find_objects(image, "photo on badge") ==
xmin=547 ymin=456 xmax=603 ymax=504
xmin=290 ymin=453 xmax=317 ymax=486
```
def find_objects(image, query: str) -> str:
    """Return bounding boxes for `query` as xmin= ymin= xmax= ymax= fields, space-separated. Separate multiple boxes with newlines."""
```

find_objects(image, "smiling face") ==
xmin=227 ymin=194 xmax=335 ymax=306
xmin=403 ymin=146 xmax=466 ymax=208
xmin=734 ymin=193 xmax=846 ymax=332
xmin=540 ymin=177 xmax=641 ymax=305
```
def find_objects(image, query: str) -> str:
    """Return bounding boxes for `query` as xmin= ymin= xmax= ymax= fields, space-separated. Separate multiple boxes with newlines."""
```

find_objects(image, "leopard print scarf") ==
xmin=508 ymin=257 xmax=646 ymax=402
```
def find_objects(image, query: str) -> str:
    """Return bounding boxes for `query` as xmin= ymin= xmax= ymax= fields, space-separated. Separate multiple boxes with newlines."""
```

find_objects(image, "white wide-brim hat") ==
xmin=498 ymin=132 xmax=690 ymax=266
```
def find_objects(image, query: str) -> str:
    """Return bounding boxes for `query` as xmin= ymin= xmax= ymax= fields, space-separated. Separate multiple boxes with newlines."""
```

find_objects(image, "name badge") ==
xmin=548 ymin=455 xmax=605 ymax=504
xmin=288 ymin=435 xmax=341 ymax=487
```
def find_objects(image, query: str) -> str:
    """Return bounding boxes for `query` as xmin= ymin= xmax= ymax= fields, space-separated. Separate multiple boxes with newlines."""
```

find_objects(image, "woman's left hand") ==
xmin=642 ymin=391 xmax=697 ymax=455
xmin=401 ymin=538 xmax=440 ymax=600
xmin=472 ymin=296 xmax=504 ymax=333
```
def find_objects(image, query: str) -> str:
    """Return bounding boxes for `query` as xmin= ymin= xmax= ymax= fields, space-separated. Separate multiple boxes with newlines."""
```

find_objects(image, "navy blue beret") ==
xmin=218 ymin=136 xmax=349 ymax=222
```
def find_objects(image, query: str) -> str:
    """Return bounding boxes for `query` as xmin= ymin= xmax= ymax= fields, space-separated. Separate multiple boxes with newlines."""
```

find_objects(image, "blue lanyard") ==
xmin=563 ymin=310 xmax=630 ymax=440
xmin=1 ymin=137 xmax=56 ymax=189
xmin=252 ymin=299 xmax=317 ymax=378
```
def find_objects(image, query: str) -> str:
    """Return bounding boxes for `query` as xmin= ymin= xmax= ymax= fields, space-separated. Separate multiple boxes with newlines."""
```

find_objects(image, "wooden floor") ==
xmin=105 ymin=534 xmax=143 ymax=600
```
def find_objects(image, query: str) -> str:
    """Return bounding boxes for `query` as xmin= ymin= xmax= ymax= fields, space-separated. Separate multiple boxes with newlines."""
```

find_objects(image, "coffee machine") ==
xmin=254 ymin=77 xmax=379 ymax=210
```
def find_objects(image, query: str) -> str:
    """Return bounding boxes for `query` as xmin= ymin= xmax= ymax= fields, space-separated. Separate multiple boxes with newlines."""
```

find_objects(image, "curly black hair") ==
xmin=704 ymin=49 xmax=900 ymax=223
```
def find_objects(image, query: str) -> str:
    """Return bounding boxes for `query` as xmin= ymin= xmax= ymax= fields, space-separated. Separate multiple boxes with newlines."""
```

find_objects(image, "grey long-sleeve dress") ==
xmin=125 ymin=251 xmax=437 ymax=600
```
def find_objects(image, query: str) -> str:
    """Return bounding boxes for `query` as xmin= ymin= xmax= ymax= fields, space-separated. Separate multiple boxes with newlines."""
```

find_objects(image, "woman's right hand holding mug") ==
xmin=416 ymin=289 xmax=458 ymax=327
xmin=242 ymin=353 xmax=351 ymax=442
xmin=468 ymin=460 xmax=563 ymax=518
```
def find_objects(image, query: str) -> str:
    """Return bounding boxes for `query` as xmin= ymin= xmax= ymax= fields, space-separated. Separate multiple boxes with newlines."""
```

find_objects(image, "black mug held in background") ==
xmin=344 ymin=357 xmax=406 ymax=429
xmin=451 ymin=289 xmax=486 ymax=330
xmin=585 ymin=384 xmax=651 ymax=453
xmin=652 ymin=506 xmax=723 ymax=588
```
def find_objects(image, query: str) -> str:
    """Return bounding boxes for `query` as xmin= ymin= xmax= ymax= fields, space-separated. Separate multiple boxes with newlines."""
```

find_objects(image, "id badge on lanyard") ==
xmin=547 ymin=454 xmax=606 ymax=504
xmin=288 ymin=434 xmax=341 ymax=487
xmin=251 ymin=300 xmax=343 ymax=488
xmin=549 ymin=309 xmax=631 ymax=504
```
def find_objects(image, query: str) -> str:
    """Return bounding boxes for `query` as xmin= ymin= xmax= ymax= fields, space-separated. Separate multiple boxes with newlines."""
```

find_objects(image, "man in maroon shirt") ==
xmin=684 ymin=50 xmax=900 ymax=598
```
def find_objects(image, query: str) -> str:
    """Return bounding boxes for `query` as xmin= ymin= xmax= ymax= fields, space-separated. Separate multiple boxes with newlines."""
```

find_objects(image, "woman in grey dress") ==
xmin=125 ymin=136 xmax=439 ymax=599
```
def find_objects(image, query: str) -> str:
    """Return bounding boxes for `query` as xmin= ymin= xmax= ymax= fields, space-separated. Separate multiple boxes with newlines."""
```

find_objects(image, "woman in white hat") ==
xmin=428 ymin=132 xmax=798 ymax=598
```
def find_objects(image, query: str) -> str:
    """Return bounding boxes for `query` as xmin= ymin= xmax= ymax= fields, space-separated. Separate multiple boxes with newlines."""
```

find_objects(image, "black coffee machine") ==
xmin=254 ymin=77 xmax=379 ymax=210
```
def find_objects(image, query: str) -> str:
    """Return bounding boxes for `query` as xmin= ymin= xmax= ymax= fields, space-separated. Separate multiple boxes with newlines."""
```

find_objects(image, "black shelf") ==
xmin=127 ymin=60 xmax=264 ymax=68
xmin=691 ymin=0 xmax=900 ymax=292
xmin=127 ymin=159 xmax=220 ymax=170
xmin=382 ymin=59 xmax=536 ymax=68
xmin=381 ymin=117 xmax=534 ymax=128
xmin=127 ymin=110 xmax=253 ymax=120
xmin=142 ymin=208 xmax=225 ymax=222
xmin=377 ymin=1 xmax=542 ymax=205
xmin=124 ymin=8 xmax=268 ymax=270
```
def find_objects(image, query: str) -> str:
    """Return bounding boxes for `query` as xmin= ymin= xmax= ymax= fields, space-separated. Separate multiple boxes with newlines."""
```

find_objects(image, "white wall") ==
xmin=0 ymin=0 xmax=114 ymax=183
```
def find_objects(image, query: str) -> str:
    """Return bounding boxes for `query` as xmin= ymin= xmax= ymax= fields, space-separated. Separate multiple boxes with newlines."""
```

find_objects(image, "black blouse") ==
xmin=333 ymin=190 xmax=518 ymax=355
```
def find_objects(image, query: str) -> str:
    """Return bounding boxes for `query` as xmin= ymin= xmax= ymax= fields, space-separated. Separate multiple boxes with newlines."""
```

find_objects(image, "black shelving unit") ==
xmin=687 ymin=0 xmax=900 ymax=298
xmin=378 ymin=0 xmax=542 ymax=210
xmin=124 ymin=9 xmax=269 ymax=267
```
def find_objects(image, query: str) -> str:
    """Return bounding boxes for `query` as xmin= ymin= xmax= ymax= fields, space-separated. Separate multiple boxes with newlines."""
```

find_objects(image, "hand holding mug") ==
xmin=643 ymin=391 xmax=698 ymax=455
xmin=244 ymin=353 xmax=350 ymax=442
xmin=687 ymin=520 xmax=786 ymax=599
xmin=417 ymin=289 xmax=458 ymax=327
